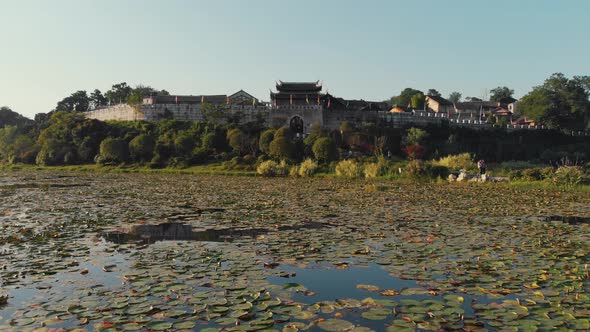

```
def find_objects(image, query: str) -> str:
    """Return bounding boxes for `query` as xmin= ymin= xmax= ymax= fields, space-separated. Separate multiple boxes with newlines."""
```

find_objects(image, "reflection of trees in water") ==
xmin=102 ymin=221 xmax=330 ymax=245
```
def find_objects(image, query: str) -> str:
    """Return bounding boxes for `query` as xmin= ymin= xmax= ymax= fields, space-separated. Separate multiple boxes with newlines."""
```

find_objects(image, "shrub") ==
xmin=129 ymin=134 xmax=155 ymax=162
xmin=335 ymin=159 xmax=362 ymax=178
xmin=312 ymin=137 xmax=338 ymax=163
xmin=258 ymin=129 xmax=276 ymax=154
xmin=256 ymin=160 xmax=289 ymax=177
xmin=521 ymin=168 xmax=543 ymax=181
xmin=98 ymin=137 xmax=129 ymax=164
xmin=425 ymin=163 xmax=449 ymax=179
xmin=298 ymin=158 xmax=318 ymax=177
xmin=401 ymin=145 xmax=425 ymax=160
xmin=553 ymin=166 xmax=585 ymax=189
xmin=403 ymin=160 xmax=427 ymax=179
xmin=405 ymin=127 xmax=429 ymax=146
xmin=364 ymin=162 xmax=380 ymax=178
xmin=268 ymin=136 xmax=293 ymax=160
xmin=434 ymin=153 xmax=473 ymax=171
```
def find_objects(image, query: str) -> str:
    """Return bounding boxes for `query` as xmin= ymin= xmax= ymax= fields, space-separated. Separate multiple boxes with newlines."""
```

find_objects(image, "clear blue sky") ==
xmin=1 ymin=0 xmax=589 ymax=119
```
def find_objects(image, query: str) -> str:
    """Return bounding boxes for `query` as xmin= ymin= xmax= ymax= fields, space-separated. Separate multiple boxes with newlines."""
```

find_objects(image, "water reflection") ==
xmin=102 ymin=221 xmax=329 ymax=245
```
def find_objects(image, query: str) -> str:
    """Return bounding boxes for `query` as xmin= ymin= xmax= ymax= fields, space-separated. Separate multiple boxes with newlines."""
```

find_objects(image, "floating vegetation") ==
xmin=0 ymin=170 xmax=589 ymax=331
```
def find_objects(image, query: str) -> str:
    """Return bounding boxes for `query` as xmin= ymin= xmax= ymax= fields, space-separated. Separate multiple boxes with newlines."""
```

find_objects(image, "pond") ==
xmin=0 ymin=171 xmax=589 ymax=331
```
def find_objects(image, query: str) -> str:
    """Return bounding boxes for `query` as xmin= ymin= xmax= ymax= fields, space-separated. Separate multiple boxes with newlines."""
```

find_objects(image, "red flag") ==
xmin=150 ymin=95 xmax=154 ymax=104
xmin=274 ymin=99 xmax=277 ymax=109
xmin=226 ymin=96 xmax=230 ymax=105
xmin=317 ymin=95 xmax=320 ymax=104
xmin=290 ymin=94 xmax=293 ymax=105
xmin=327 ymin=98 xmax=331 ymax=108
xmin=201 ymin=95 xmax=204 ymax=103
xmin=175 ymin=96 xmax=178 ymax=104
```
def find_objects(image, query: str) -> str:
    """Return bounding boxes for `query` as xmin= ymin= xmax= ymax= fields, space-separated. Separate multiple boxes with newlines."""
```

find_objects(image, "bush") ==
xmin=425 ymin=163 xmax=449 ymax=179
xmin=312 ymin=137 xmax=338 ymax=163
xmin=129 ymin=134 xmax=155 ymax=162
xmin=553 ymin=166 xmax=585 ymax=189
xmin=364 ymin=162 xmax=380 ymax=178
xmin=259 ymin=129 xmax=276 ymax=154
xmin=403 ymin=160 xmax=427 ymax=179
xmin=401 ymin=145 xmax=425 ymax=160
xmin=335 ymin=159 xmax=362 ymax=178
xmin=268 ymin=136 xmax=293 ymax=160
xmin=256 ymin=160 xmax=289 ymax=177
xmin=434 ymin=153 xmax=473 ymax=171
xmin=521 ymin=168 xmax=543 ymax=181
xmin=298 ymin=158 xmax=318 ymax=177
xmin=97 ymin=137 xmax=129 ymax=164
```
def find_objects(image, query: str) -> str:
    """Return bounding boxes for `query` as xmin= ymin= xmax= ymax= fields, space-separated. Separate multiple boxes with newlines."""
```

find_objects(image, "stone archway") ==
xmin=289 ymin=116 xmax=304 ymax=134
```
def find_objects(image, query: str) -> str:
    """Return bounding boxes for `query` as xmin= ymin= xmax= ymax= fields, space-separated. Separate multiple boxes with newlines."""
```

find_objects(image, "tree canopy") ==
xmin=489 ymin=86 xmax=515 ymax=102
xmin=519 ymin=73 xmax=590 ymax=130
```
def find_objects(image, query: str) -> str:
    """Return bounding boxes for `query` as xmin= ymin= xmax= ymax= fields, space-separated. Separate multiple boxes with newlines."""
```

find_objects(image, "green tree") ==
xmin=226 ymin=128 xmax=246 ymax=154
xmin=55 ymin=90 xmax=90 ymax=112
xmin=0 ymin=126 xmax=36 ymax=163
xmin=410 ymin=93 xmax=425 ymax=109
xmin=519 ymin=73 xmax=590 ymax=130
xmin=201 ymin=102 xmax=226 ymax=125
xmin=312 ymin=137 xmax=338 ymax=163
xmin=268 ymin=136 xmax=292 ymax=160
xmin=448 ymin=92 xmax=462 ymax=104
xmin=89 ymin=89 xmax=107 ymax=109
xmin=105 ymin=82 xmax=132 ymax=104
xmin=427 ymin=89 xmax=441 ymax=97
xmin=174 ymin=131 xmax=196 ymax=158
xmin=258 ymin=129 xmax=276 ymax=154
xmin=489 ymin=86 xmax=515 ymax=102
xmin=391 ymin=88 xmax=423 ymax=107
xmin=405 ymin=127 xmax=429 ymax=146
xmin=98 ymin=137 xmax=129 ymax=164
xmin=0 ymin=107 xmax=33 ymax=127
xmin=129 ymin=134 xmax=155 ymax=162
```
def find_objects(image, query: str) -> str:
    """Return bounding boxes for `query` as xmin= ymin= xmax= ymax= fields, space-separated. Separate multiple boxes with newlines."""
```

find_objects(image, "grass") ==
xmin=2 ymin=162 xmax=589 ymax=192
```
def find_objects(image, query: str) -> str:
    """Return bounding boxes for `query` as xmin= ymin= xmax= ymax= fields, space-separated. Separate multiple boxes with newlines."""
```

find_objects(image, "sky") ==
xmin=0 ymin=0 xmax=589 ymax=119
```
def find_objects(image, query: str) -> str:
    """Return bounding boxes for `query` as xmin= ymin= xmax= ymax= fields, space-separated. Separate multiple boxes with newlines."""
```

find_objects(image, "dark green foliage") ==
xmin=129 ymin=134 xmax=156 ymax=162
xmin=391 ymin=88 xmax=423 ymax=107
xmin=312 ymin=137 xmax=338 ymax=163
xmin=489 ymin=86 xmax=514 ymax=102
xmin=97 ymin=137 xmax=129 ymax=164
xmin=519 ymin=73 xmax=590 ymax=130
xmin=268 ymin=136 xmax=292 ymax=160
xmin=0 ymin=107 xmax=33 ymax=127
xmin=258 ymin=129 xmax=275 ymax=154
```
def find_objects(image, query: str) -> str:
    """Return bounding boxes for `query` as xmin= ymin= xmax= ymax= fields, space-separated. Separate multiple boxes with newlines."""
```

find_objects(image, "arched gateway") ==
xmin=289 ymin=116 xmax=304 ymax=134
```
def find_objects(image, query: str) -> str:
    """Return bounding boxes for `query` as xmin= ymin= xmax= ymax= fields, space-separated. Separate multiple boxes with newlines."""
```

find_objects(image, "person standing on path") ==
xmin=477 ymin=159 xmax=486 ymax=177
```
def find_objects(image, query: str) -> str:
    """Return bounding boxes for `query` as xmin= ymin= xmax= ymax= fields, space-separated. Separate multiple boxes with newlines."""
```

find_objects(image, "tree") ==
xmin=105 ymin=82 xmax=132 ymax=105
xmin=129 ymin=134 xmax=155 ymax=162
xmin=55 ymin=90 xmax=90 ymax=112
xmin=391 ymin=88 xmax=423 ymax=107
xmin=519 ymin=73 xmax=590 ymax=130
xmin=268 ymin=136 xmax=292 ymax=160
xmin=201 ymin=102 xmax=225 ymax=125
xmin=89 ymin=89 xmax=107 ymax=109
xmin=259 ymin=129 xmax=276 ymax=154
xmin=489 ymin=86 xmax=515 ymax=102
xmin=405 ymin=127 xmax=429 ymax=146
xmin=0 ymin=107 xmax=33 ymax=127
xmin=226 ymin=128 xmax=246 ymax=154
xmin=98 ymin=137 xmax=129 ymax=164
xmin=427 ymin=89 xmax=441 ymax=97
xmin=0 ymin=126 xmax=36 ymax=163
xmin=312 ymin=137 xmax=338 ymax=163
xmin=448 ymin=92 xmax=462 ymax=104
xmin=410 ymin=93 xmax=425 ymax=109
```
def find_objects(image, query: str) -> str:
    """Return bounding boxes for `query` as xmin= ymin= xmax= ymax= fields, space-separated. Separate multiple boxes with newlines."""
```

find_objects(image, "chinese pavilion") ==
xmin=270 ymin=81 xmax=323 ymax=108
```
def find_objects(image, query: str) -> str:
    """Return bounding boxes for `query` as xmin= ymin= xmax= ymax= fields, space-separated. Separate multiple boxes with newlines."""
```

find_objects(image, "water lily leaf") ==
xmin=146 ymin=321 xmax=173 ymax=331
xmin=317 ymin=318 xmax=355 ymax=332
